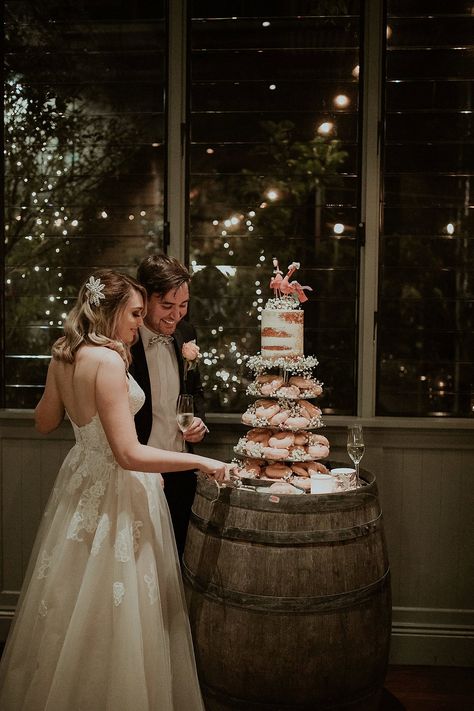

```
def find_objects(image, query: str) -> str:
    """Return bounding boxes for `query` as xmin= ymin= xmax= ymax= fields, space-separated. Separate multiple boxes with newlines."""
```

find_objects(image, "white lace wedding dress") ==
xmin=0 ymin=375 xmax=205 ymax=711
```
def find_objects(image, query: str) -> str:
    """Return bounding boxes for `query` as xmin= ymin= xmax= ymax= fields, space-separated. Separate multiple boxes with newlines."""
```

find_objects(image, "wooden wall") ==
xmin=1 ymin=413 xmax=473 ymax=666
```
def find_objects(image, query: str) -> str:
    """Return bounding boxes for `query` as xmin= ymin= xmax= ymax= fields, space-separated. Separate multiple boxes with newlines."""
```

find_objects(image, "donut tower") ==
xmin=234 ymin=259 xmax=331 ymax=494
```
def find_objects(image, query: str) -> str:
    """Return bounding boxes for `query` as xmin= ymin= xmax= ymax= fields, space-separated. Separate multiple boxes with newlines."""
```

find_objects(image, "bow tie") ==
xmin=147 ymin=334 xmax=174 ymax=347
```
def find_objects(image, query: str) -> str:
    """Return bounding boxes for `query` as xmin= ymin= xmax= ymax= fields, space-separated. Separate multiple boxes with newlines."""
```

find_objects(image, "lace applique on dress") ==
xmin=38 ymin=600 xmax=48 ymax=618
xmin=114 ymin=526 xmax=132 ymax=563
xmin=132 ymin=520 xmax=143 ymax=554
xmin=91 ymin=514 xmax=110 ymax=557
xmin=37 ymin=549 xmax=53 ymax=579
xmin=144 ymin=563 xmax=158 ymax=605
xmin=113 ymin=582 xmax=125 ymax=607
xmin=66 ymin=477 xmax=109 ymax=543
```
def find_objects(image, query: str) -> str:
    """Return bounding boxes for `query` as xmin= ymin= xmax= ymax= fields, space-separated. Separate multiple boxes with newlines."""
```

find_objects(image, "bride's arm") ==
xmin=35 ymin=359 xmax=66 ymax=434
xmin=96 ymin=350 xmax=227 ymax=479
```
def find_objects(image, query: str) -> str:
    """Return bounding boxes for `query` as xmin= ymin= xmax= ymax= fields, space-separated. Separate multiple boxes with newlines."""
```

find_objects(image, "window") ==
xmin=188 ymin=1 xmax=362 ymax=414
xmin=377 ymin=0 xmax=474 ymax=416
xmin=3 ymin=0 xmax=166 ymax=407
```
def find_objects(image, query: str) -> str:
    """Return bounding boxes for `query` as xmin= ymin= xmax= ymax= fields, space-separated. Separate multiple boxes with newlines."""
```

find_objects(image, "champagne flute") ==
xmin=347 ymin=424 xmax=365 ymax=487
xmin=176 ymin=394 xmax=194 ymax=452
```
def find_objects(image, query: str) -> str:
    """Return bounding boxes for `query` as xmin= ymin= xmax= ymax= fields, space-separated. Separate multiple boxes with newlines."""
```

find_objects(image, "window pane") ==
xmin=4 ymin=0 xmax=166 ymax=407
xmin=377 ymin=4 xmax=474 ymax=416
xmin=189 ymin=1 xmax=361 ymax=414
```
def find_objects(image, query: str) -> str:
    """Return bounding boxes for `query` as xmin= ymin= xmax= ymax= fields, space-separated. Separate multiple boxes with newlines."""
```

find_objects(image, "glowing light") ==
xmin=266 ymin=189 xmax=279 ymax=201
xmin=212 ymin=220 xmax=219 ymax=225
xmin=333 ymin=223 xmax=345 ymax=235
xmin=334 ymin=94 xmax=350 ymax=108
xmin=128 ymin=214 xmax=134 ymax=220
xmin=206 ymin=147 xmax=214 ymax=154
xmin=352 ymin=65 xmax=360 ymax=79
xmin=446 ymin=223 xmax=455 ymax=235
xmin=317 ymin=121 xmax=334 ymax=136
xmin=269 ymin=84 xmax=276 ymax=90
xmin=101 ymin=211 xmax=108 ymax=219
xmin=262 ymin=21 xmax=270 ymax=27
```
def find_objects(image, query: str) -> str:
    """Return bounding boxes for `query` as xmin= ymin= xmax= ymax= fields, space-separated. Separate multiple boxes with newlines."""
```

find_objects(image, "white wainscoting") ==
xmin=1 ymin=412 xmax=473 ymax=666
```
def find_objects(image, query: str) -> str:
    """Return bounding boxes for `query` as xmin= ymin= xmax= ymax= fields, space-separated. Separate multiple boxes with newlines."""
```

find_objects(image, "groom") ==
xmin=130 ymin=254 xmax=207 ymax=559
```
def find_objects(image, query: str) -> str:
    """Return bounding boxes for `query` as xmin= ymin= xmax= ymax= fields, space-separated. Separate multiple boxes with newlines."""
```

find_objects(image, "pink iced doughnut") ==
xmin=276 ymin=385 xmax=300 ymax=399
xmin=294 ymin=432 xmax=309 ymax=446
xmin=312 ymin=434 xmax=330 ymax=447
xmin=284 ymin=416 xmax=311 ymax=429
xmin=268 ymin=432 xmax=295 ymax=449
xmin=268 ymin=410 xmax=290 ymax=426
xmin=255 ymin=404 xmax=280 ymax=420
xmin=307 ymin=444 xmax=330 ymax=459
xmin=242 ymin=411 xmax=256 ymax=425
xmin=261 ymin=446 xmax=290 ymax=460
xmin=299 ymin=400 xmax=322 ymax=419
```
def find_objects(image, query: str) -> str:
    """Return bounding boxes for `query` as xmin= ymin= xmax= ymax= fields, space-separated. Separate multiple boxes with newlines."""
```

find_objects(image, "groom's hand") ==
xmin=183 ymin=417 xmax=208 ymax=443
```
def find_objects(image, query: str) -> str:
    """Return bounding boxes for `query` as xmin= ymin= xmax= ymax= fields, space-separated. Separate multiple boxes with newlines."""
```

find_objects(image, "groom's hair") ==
xmin=137 ymin=253 xmax=191 ymax=298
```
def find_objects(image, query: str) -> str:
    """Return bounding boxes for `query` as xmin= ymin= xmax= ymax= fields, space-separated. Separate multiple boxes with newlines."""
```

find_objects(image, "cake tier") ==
xmin=241 ymin=398 xmax=323 ymax=429
xmin=261 ymin=308 xmax=303 ymax=360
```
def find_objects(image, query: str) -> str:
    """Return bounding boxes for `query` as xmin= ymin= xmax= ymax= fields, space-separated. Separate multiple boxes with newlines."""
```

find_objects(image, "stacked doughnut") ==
xmin=247 ymin=373 xmax=323 ymax=400
xmin=242 ymin=398 xmax=322 ymax=429
xmin=236 ymin=428 xmax=330 ymax=462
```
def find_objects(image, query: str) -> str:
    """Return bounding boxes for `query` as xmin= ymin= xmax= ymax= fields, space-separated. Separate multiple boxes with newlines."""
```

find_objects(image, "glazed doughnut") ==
xmin=255 ymin=374 xmax=276 ymax=384
xmin=289 ymin=376 xmax=322 ymax=395
xmin=284 ymin=416 xmax=311 ymax=429
xmin=264 ymin=463 xmax=292 ymax=479
xmin=268 ymin=431 xmax=295 ymax=449
xmin=308 ymin=461 xmax=329 ymax=474
xmin=268 ymin=410 xmax=290 ymax=426
xmin=291 ymin=462 xmax=312 ymax=477
xmin=254 ymin=399 xmax=281 ymax=420
xmin=291 ymin=477 xmax=311 ymax=492
xmin=260 ymin=376 xmax=285 ymax=395
xmin=311 ymin=434 xmax=330 ymax=447
xmin=294 ymin=432 xmax=309 ymax=446
xmin=307 ymin=444 xmax=330 ymax=459
xmin=244 ymin=458 xmax=263 ymax=472
xmin=276 ymin=385 xmax=300 ymax=399
xmin=288 ymin=375 xmax=312 ymax=387
xmin=299 ymin=400 xmax=322 ymax=419
xmin=240 ymin=462 xmax=262 ymax=477
xmin=241 ymin=411 xmax=255 ymax=426
xmin=261 ymin=446 xmax=290 ymax=460
xmin=246 ymin=428 xmax=271 ymax=445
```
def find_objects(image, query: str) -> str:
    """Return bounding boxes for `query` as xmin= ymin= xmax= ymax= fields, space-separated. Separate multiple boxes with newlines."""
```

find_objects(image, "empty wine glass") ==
xmin=347 ymin=424 xmax=365 ymax=487
xmin=176 ymin=394 xmax=194 ymax=451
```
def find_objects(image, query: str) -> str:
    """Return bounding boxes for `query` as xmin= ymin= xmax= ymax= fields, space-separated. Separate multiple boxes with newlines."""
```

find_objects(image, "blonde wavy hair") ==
xmin=52 ymin=269 xmax=146 ymax=367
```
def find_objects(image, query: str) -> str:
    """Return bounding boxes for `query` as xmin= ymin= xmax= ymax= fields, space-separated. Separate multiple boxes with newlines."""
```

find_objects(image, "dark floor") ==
xmin=381 ymin=665 xmax=474 ymax=711
xmin=0 ymin=642 xmax=472 ymax=710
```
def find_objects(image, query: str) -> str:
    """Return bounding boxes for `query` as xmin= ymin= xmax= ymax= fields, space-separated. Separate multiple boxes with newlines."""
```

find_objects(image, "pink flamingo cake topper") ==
xmin=270 ymin=258 xmax=312 ymax=303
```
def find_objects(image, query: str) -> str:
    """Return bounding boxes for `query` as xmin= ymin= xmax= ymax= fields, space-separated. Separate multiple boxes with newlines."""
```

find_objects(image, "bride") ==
xmin=0 ymin=269 xmax=228 ymax=710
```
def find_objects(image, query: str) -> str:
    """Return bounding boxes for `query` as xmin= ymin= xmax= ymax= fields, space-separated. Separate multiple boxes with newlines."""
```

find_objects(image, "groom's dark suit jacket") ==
xmin=130 ymin=319 xmax=205 ymax=558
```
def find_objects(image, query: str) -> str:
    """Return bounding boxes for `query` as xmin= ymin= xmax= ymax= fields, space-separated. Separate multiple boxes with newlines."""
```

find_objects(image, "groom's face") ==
xmin=144 ymin=283 xmax=189 ymax=336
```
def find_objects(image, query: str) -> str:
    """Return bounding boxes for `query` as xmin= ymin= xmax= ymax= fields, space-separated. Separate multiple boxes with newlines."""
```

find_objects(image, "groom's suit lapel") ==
xmin=172 ymin=327 xmax=186 ymax=393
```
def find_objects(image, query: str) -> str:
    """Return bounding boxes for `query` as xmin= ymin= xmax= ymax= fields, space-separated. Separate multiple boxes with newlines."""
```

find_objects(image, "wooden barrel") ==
xmin=183 ymin=468 xmax=391 ymax=711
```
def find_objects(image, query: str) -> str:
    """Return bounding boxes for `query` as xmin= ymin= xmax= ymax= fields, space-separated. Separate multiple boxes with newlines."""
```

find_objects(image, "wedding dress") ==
xmin=0 ymin=375 xmax=205 ymax=711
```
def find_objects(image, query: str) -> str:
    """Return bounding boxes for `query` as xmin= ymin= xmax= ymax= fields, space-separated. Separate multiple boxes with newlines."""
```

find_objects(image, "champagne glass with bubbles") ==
xmin=347 ymin=424 xmax=365 ymax=487
xmin=176 ymin=395 xmax=194 ymax=451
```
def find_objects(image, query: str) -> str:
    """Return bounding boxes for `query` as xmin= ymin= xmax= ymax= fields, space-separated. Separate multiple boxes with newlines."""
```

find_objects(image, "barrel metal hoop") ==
xmin=189 ymin=510 xmax=383 ymax=545
xmin=183 ymin=565 xmax=390 ymax=613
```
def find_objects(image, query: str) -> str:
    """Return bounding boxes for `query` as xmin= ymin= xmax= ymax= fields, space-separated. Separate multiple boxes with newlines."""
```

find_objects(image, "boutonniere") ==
xmin=182 ymin=340 xmax=201 ymax=377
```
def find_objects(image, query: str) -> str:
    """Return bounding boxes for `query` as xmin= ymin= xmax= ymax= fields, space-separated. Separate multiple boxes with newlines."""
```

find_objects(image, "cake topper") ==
xmin=269 ymin=258 xmax=312 ymax=303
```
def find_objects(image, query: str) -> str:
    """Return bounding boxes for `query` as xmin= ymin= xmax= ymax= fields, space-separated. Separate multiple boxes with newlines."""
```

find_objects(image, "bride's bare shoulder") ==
xmin=76 ymin=345 xmax=124 ymax=369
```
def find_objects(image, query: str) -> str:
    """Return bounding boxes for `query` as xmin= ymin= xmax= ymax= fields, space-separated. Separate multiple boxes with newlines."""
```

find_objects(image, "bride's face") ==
xmin=116 ymin=289 xmax=145 ymax=344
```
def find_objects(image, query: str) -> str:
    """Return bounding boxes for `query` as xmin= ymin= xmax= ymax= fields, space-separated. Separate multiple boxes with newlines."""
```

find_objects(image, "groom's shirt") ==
xmin=139 ymin=324 xmax=182 ymax=453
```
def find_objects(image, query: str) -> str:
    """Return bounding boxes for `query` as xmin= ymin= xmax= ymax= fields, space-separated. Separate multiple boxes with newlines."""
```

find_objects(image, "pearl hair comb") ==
xmin=85 ymin=276 xmax=106 ymax=307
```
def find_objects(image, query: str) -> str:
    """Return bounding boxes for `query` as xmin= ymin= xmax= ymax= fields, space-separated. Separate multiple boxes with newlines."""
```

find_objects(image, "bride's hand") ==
xmin=198 ymin=457 xmax=231 ymax=483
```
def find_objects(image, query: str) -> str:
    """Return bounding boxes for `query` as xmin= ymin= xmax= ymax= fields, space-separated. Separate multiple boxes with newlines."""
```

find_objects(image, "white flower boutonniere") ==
xmin=182 ymin=340 xmax=200 ymax=377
